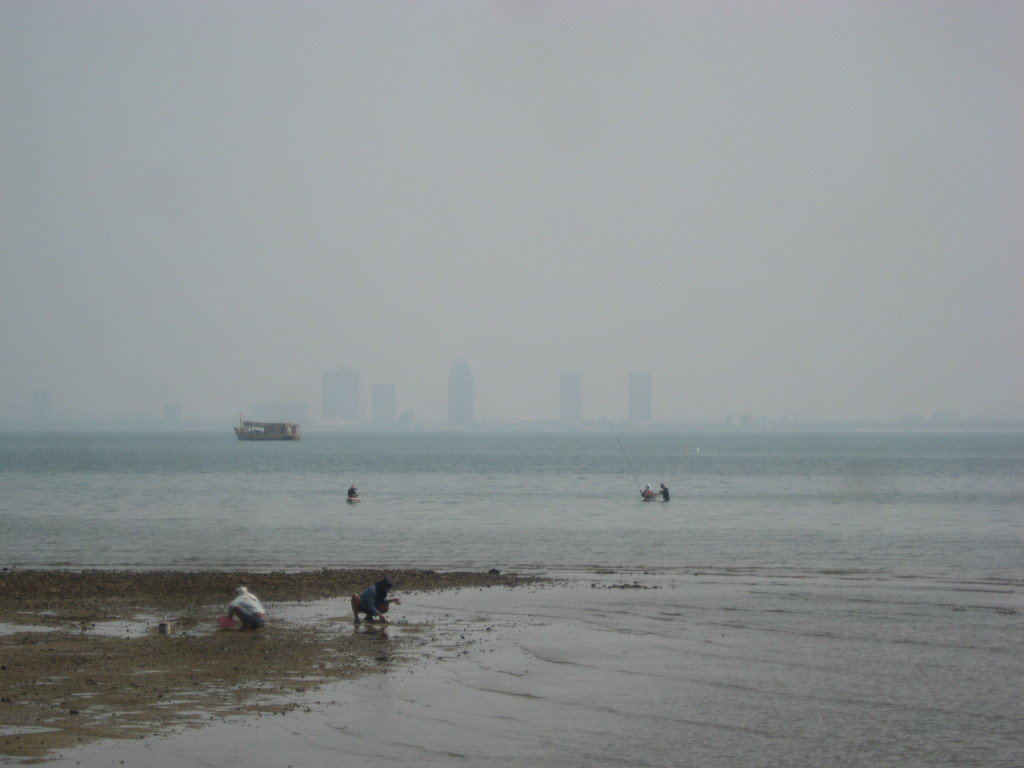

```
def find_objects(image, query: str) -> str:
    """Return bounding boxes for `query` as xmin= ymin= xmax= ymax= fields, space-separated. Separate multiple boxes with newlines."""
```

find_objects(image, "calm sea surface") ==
xmin=4 ymin=430 xmax=1022 ymax=768
xmin=1 ymin=430 xmax=1021 ymax=576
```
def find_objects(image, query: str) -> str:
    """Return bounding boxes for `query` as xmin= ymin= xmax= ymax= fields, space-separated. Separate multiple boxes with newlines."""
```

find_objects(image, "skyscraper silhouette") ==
xmin=322 ymin=366 xmax=361 ymax=421
xmin=371 ymin=382 xmax=396 ymax=425
xmin=560 ymin=371 xmax=583 ymax=427
xmin=629 ymin=372 xmax=652 ymax=423
xmin=448 ymin=359 xmax=474 ymax=426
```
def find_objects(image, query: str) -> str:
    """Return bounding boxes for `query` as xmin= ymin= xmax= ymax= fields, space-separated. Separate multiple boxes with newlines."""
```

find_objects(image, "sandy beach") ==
xmin=0 ymin=568 xmax=541 ymax=762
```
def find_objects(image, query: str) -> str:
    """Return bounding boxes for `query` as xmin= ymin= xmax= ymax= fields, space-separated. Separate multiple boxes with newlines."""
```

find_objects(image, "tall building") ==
xmin=371 ymin=382 xmax=396 ymax=425
xmin=560 ymin=371 xmax=583 ymax=427
xmin=628 ymin=372 xmax=652 ymax=423
xmin=322 ymin=366 xmax=361 ymax=421
xmin=32 ymin=389 xmax=50 ymax=427
xmin=448 ymin=359 xmax=474 ymax=426
xmin=250 ymin=402 xmax=307 ymax=423
xmin=164 ymin=403 xmax=181 ymax=428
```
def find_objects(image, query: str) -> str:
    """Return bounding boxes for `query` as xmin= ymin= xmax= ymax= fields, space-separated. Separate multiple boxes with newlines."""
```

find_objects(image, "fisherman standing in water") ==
xmin=659 ymin=483 xmax=670 ymax=501
xmin=642 ymin=484 xmax=655 ymax=500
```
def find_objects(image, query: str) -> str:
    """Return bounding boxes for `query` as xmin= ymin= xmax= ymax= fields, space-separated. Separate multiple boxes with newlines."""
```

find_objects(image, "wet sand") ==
xmin=4 ymin=569 xmax=1019 ymax=768
xmin=0 ymin=568 xmax=540 ymax=762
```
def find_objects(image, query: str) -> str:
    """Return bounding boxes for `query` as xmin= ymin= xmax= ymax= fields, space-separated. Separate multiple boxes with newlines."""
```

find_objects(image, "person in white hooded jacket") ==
xmin=227 ymin=586 xmax=267 ymax=630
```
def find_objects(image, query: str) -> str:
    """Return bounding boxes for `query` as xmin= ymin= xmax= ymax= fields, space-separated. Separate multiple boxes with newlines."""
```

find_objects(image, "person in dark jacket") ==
xmin=351 ymin=577 xmax=400 ymax=623
xmin=659 ymin=484 xmax=670 ymax=501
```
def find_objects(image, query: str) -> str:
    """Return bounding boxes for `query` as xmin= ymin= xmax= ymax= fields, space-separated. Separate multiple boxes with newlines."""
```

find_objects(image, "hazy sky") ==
xmin=2 ymin=1 xmax=1022 ymax=425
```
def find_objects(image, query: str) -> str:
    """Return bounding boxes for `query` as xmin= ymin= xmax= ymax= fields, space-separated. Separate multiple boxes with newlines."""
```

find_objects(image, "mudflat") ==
xmin=0 ymin=568 xmax=537 ymax=762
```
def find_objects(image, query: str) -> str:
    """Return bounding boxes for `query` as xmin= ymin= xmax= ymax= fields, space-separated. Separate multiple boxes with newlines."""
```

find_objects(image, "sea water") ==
xmin=2 ymin=430 xmax=1022 ymax=767
xmin=1 ymin=430 xmax=1021 ymax=577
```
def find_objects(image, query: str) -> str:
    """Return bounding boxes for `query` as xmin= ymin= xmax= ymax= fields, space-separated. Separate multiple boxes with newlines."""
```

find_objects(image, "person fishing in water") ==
xmin=619 ymin=439 xmax=657 ymax=501
xmin=659 ymin=483 xmax=670 ymax=501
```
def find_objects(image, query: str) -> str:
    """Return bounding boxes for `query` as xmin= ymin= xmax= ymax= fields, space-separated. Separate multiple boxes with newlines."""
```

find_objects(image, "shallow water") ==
xmin=2 ymin=431 xmax=1021 ymax=580
xmin=38 ymin=570 xmax=1023 ymax=768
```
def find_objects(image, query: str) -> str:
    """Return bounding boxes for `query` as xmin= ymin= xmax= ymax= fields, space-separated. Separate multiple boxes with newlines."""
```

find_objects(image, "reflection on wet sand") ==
xmin=34 ymin=569 xmax=1023 ymax=768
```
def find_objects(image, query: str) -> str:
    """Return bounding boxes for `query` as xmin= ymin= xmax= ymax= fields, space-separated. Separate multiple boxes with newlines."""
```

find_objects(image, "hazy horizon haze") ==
xmin=3 ymin=1 xmax=1022 ymax=426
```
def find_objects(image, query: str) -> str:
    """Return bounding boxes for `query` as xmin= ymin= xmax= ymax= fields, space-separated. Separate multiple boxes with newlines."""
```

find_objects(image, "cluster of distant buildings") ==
xmin=22 ymin=362 xmax=652 ymax=431
xmin=314 ymin=361 xmax=653 ymax=429
xmin=22 ymin=370 xmax=1021 ymax=432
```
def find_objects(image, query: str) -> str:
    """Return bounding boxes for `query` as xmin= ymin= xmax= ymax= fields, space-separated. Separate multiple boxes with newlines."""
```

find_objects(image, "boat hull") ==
xmin=234 ymin=421 xmax=301 ymax=441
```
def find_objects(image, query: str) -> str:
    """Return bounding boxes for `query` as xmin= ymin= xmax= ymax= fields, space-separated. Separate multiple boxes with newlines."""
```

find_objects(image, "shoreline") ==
xmin=0 ymin=568 xmax=545 ymax=762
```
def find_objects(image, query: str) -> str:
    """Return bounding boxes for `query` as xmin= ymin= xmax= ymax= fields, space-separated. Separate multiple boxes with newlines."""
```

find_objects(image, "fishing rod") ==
xmin=616 ymin=437 xmax=643 ymax=494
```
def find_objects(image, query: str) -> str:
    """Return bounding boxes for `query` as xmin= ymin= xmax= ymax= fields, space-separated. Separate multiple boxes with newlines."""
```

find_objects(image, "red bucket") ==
xmin=218 ymin=615 xmax=234 ymax=629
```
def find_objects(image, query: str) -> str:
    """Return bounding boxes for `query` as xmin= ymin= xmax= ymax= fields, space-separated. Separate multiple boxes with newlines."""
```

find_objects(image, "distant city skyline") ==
xmin=629 ymin=372 xmax=652 ymax=424
xmin=448 ymin=359 xmax=475 ymax=427
xmin=371 ymin=382 xmax=396 ymax=426
xmin=322 ymin=366 xmax=361 ymax=422
xmin=560 ymin=371 xmax=583 ymax=427
xmin=248 ymin=401 xmax=307 ymax=424
xmin=2 ymin=4 xmax=1021 ymax=430
xmin=9 ymin=365 xmax=1022 ymax=432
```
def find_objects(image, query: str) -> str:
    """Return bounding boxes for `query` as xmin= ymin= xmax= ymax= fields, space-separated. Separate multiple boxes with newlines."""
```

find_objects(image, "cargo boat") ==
xmin=234 ymin=418 xmax=301 ymax=441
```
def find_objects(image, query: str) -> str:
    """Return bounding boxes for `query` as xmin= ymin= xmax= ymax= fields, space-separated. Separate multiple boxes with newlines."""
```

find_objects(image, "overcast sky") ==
xmin=2 ymin=1 xmax=1022 ymax=425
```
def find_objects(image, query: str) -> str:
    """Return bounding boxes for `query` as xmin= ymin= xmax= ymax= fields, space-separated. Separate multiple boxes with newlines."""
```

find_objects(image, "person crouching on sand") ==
xmin=351 ymin=577 xmax=400 ymax=624
xmin=227 ymin=586 xmax=268 ymax=630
